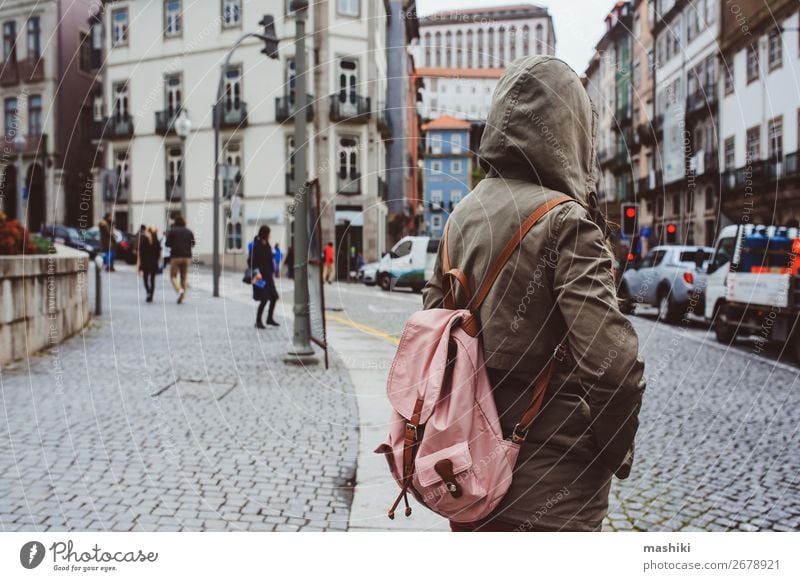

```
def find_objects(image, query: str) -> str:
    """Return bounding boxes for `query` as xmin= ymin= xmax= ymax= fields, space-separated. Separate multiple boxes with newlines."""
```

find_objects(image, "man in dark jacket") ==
xmin=423 ymin=56 xmax=646 ymax=532
xmin=98 ymin=213 xmax=115 ymax=272
xmin=165 ymin=215 xmax=194 ymax=304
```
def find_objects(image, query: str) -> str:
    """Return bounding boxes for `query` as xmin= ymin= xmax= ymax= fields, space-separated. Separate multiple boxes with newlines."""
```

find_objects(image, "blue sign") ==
xmin=640 ymin=226 xmax=651 ymax=239
xmin=21 ymin=186 xmax=28 ymax=200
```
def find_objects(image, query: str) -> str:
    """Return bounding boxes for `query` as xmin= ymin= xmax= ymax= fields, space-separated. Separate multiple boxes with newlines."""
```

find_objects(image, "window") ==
xmin=222 ymin=0 xmax=241 ymax=27
xmin=4 ymin=97 xmax=17 ymax=136
xmin=522 ymin=25 xmax=529 ymax=56
xmin=445 ymin=31 xmax=452 ymax=68
xmin=451 ymin=133 xmax=462 ymax=154
xmin=394 ymin=240 xmax=412 ymax=257
xmin=723 ymin=64 xmax=734 ymax=94
xmin=672 ymin=193 xmax=680 ymax=215
xmin=112 ymin=82 xmax=130 ymax=119
xmin=222 ymin=140 xmax=243 ymax=198
xmin=79 ymin=31 xmax=91 ymax=72
xmin=535 ymin=23 xmax=543 ymax=55
xmin=424 ymin=33 xmax=431 ymax=67
xmin=337 ymin=0 xmax=359 ymax=17
xmin=431 ymin=215 xmax=443 ymax=230
xmin=27 ymin=17 xmax=40 ymax=60
xmin=114 ymin=150 xmax=130 ymax=198
xmin=724 ymin=137 xmax=735 ymax=170
xmin=28 ymin=95 xmax=42 ymax=137
xmin=705 ymin=187 xmax=715 ymax=210
xmin=223 ymin=66 xmax=242 ymax=112
xmin=450 ymin=190 xmax=462 ymax=205
xmin=768 ymin=117 xmax=783 ymax=160
xmin=337 ymin=136 xmax=359 ymax=180
xmin=451 ymin=160 xmax=463 ymax=174
xmin=430 ymin=190 xmax=443 ymax=205
xmin=3 ymin=21 xmax=16 ymax=62
xmin=337 ymin=58 xmax=359 ymax=105
xmin=431 ymin=160 xmax=442 ymax=174
xmin=430 ymin=134 xmax=442 ymax=154
xmin=466 ymin=30 xmax=473 ymax=68
xmin=487 ymin=27 xmax=494 ymax=64
xmin=166 ymin=145 xmax=183 ymax=195
xmin=92 ymin=94 xmax=104 ymax=121
xmin=746 ymin=126 xmax=760 ymax=162
xmin=434 ymin=32 xmax=442 ymax=67
xmin=768 ymin=28 xmax=782 ymax=70
xmin=456 ymin=30 xmax=463 ymax=67
xmin=225 ymin=210 xmax=243 ymax=251
xmin=633 ymin=60 xmax=641 ymax=87
xmin=509 ymin=26 xmax=516 ymax=61
xmin=164 ymin=1 xmax=182 ymax=38
xmin=498 ymin=26 xmax=505 ymax=66
xmin=112 ymin=9 xmax=129 ymax=47
xmin=476 ymin=29 xmax=484 ymax=67
xmin=286 ymin=135 xmax=295 ymax=181
xmin=165 ymin=74 xmax=182 ymax=115
xmin=746 ymin=44 xmax=759 ymax=83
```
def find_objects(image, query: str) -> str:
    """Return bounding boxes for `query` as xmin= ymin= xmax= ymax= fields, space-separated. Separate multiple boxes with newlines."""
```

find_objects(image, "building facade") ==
xmin=0 ymin=0 xmax=97 ymax=233
xmin=95 ymin=0 xmax=389 ymax=271
xmin=718 ymin=0 xmax=800 ymax=226
xmin=420 ymin=115 xmax=470 ymax=239
xmin=411 ymin=3 xmax=555 ymax=122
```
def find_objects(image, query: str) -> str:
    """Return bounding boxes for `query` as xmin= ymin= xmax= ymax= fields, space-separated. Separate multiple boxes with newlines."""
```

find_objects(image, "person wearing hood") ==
xmin=423 ymin=56 xmax=646 ymax=532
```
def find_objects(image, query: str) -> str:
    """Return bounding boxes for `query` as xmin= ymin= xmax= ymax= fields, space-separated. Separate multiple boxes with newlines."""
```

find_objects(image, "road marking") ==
xmin=326 ymin=313 xmax=400 ymax=345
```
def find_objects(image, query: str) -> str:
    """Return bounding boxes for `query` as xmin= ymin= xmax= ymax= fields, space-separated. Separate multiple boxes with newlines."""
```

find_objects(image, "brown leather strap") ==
xmin=511 ymin=350 xmax=559 ymax=443
xmin=388 ymin=397 xmax=425 ymax=519
xmin=470 ymin=196 xmax=572 ymax=312
xmin=442 ymin=221 xmax=452 ymax=274
xmin=442 ymin=268 xmax=472 ymax=310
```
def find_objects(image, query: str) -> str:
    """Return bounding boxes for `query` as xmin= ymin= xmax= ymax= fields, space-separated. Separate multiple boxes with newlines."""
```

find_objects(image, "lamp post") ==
xmin=211 ymin=16 xmax=279 ymax=298
xmin=174 ymin=108 xmax=192 ymax=220
xmin=15 ymin=132 xmax=25 ymax=225
xmin=284 ymin=0 xmax=317 ymax=365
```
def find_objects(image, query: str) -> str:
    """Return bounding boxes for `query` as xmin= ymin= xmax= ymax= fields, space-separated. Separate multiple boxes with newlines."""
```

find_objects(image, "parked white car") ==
xmin=377 ymin=236 xmax=440 ymax=292
xmin=357 ymin=261 xmax=379 ymax=286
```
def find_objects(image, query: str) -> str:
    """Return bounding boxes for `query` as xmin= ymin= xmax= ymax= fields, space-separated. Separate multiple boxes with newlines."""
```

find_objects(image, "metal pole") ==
xmin=285 ymin=4 xmax=317 ymax=363
xmin=95 ymin=259 xmax=102 ymax=315
xmin=180 ymin=134 xmax=188 ymax=220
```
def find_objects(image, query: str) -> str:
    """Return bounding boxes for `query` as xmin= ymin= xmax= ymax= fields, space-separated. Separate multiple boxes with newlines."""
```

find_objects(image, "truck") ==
xmin=377 ymin=236 xmax=440 ymax=292
xmin=704 ymin=224 xmax=800 ymax=361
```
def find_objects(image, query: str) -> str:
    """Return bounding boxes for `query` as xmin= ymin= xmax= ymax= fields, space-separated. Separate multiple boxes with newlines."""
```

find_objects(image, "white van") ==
xmin=705 ymin=223 xmax=800 ymax=360
xmin=377 ymin=236 xmax=440 ymax=292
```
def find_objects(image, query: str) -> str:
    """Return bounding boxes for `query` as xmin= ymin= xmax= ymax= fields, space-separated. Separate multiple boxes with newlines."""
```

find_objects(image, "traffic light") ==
xmin=621 ymin=203 xmax=638 ymax=237
xmin=258 ymin=15 xmax=279 ymax=59
xmin=665 ymin=222 xmax=678 ymax=244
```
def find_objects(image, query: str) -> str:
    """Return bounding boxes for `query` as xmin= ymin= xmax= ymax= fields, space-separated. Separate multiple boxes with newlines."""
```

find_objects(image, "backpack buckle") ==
xmin=554 ymin=343 xmax=567 ymax=362
xmin=510 ymin=423 xmax=528 ymax=444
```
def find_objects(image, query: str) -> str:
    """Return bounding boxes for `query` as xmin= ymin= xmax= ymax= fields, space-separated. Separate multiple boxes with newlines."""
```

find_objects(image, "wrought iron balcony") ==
xmin=786 ymin=151 xmax=799 ymax=177
xmin=103 ymin=114 xmax=135 ymax=139
xmin=329 ymin=94 xmax=371 ymax=123
xmin=275 ymin=95 xmax=313 ymax=123
xmin=220 ymin=101 xmax=249 ymax=128
xmin=686 ymin=89 xmax=717 ymax=120
xmin=337 ymin=172 xmax=361 ymax=195
xmin=0 ymin=61 xmax=19 ymax=86
xmin=223 ymin=175 xmax=243 ymax=198
xmin=155 ymin=108 xmax=183 ymax=135
xmin=6 ymin=133 xmax=47 ymax=155
xmin=20 ymin=57 xmax=44 ymax=83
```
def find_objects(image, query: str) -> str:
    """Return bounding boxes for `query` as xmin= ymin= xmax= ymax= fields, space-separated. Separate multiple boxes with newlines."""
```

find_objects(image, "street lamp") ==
xmin=211 ymin=15 xmax=278 ymax=299
xmin=174 ymin=108 xmax=192 ymax=220
xmin=14 ymin=132 xmax=25 ymax=226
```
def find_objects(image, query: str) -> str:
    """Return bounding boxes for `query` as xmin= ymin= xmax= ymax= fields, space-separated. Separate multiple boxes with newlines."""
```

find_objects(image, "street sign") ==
xmin=640 ymin=226 xmax=651 ymax=238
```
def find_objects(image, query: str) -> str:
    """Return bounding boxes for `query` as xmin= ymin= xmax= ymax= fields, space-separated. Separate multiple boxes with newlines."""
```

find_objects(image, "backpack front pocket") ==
xmin=413 ymin=441 xmax=487 ymax=515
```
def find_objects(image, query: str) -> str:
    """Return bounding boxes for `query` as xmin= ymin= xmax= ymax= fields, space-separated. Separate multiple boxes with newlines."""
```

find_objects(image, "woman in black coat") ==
xmin=137 ymin=225 xmax=162 ymax=303
xmin=249 ymin=225 xmax=279 ymax=328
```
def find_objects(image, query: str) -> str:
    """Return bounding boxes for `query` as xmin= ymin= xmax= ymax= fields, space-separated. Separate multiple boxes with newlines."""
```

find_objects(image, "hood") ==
xmin=479 ymin=56 xmax=597 ymax=204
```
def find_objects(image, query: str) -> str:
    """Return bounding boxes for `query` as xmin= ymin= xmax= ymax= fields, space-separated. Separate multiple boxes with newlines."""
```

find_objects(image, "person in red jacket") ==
xmin=323 ymin=241 xmax=335 ymax=284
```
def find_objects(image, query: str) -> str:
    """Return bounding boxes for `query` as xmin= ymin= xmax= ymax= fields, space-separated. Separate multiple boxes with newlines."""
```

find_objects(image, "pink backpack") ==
xmin=375 ymin=196 xmax=572 ymax=523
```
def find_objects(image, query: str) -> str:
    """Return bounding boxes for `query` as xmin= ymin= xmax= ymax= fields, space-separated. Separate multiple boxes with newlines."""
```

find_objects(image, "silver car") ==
xmin=358 ymin=261 xmax=379 ymax=286
xmin=620 ymin=245 xmax=713 ymax=323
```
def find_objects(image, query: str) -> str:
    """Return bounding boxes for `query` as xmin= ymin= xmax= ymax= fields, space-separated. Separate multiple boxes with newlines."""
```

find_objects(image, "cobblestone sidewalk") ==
xmin=0 ymin=266 xmax=358 ymax=531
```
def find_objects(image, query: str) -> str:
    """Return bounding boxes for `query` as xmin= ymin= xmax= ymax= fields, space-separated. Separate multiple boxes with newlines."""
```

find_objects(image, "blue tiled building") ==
xmin=421 ymin=115 xmax=472 ymax=239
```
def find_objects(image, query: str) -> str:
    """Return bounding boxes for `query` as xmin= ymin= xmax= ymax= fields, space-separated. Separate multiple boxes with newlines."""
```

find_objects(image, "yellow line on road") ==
xmin=326 ymin=313 xmax=400 ymax=345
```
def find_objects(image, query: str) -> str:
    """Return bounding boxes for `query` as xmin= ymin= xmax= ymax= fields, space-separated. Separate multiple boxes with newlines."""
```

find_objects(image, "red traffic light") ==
xmin=627 ymin=252 xmax=635 ymax=261
xmin=666 ymin=223 xmax=677 ymax=234
xmin=625 ymin=207 xmax=637 ymax=219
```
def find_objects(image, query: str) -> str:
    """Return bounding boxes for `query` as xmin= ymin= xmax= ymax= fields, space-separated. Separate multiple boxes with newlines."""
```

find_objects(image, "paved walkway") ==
xmin=0 ymin=265 xmax=357 ymax=531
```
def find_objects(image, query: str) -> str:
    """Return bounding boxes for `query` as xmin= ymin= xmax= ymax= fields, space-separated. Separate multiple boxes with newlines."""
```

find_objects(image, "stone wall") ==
xmin=0 ymin=245 xmax=90 ymax=366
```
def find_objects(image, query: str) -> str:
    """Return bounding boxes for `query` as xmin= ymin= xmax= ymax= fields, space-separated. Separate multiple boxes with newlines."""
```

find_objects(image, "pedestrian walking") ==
xmin=286 ymin=245 xmax=295 ymax=279
xmin=137 ymin=225 xmax=162 ymax=303
xmin=422 ymin=56 xmax=646 ymax=532
xmin=323 ymin=241 xmax=335 ymax=284
xmin=98 ymin=213 xmax=115 ymax=272
xmin=165 ymin=215 xmax=194 ymax=304
xmin=249 ymin=226 xmax=279 ymax=328
xmin=273 ymin=243 xmax=282 ymax=278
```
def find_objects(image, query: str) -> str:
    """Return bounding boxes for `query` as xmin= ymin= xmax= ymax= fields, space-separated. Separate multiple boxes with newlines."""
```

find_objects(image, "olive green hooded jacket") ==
xmin=422 ymin=56 xmax=646 ymax=531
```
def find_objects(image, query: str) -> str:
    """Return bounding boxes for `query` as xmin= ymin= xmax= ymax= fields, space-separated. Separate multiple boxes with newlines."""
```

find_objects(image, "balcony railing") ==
xmin=220 ymin=102 xmax=248 ymax=128
xmin=786 ymin=151 xmax=799 ymax=177
xmin=337 ymin=172 xmax=361 ymax=195
xmin=274 ymin=95 xmax=313 ymax=123
xmin=223 ymin=176 xmax=243 ymax=198
xmin=6 ymin=133 xmax=47 ymax=155
xmin=166 ymin=176 xmax=183 ymax=202
xmin=686 ymin=89 xmax=717 ymax=118
xmin=329 ymin=94 xmax=371 ymax=122
xmin=20 ymin=57 xmax=44 ymax=83
xmin=155 ymin=108 xmax=183 ymax=135
xmin=614 ymin=103 xmax=633 ymax=130
xmin=0 ymin=61 xmax=18 ymax=86
xmin=103 ymin=114 xmax=134 ymax=139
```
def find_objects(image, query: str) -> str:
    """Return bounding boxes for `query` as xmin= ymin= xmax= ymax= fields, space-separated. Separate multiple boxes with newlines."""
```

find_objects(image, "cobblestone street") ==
xmin=0 ymin=267 xmax=358 ymax=532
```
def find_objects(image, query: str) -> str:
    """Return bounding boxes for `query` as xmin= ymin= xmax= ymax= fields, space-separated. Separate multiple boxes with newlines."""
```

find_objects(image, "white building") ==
xmin=651 ymin=0 xmax=720 ymax=245
xmin=717 ymin=2 xmax=800 ymax=225
xmin=411 ymin=3 xmax=555 ymax=121
xmin=96 ymin=0 xmax=388 ymax=270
